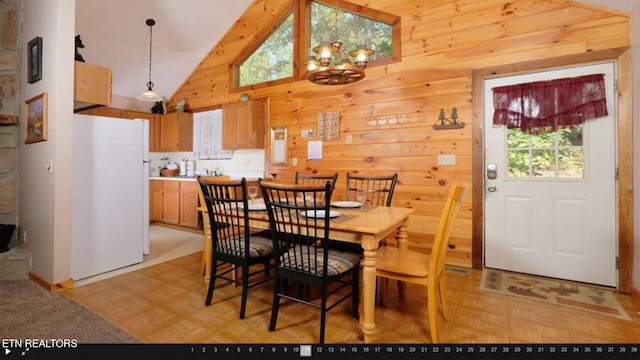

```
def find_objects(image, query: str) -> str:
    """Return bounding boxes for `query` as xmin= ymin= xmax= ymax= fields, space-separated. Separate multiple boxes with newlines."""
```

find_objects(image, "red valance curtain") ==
xmin=492 ymin=73 xmax=608 ymax=134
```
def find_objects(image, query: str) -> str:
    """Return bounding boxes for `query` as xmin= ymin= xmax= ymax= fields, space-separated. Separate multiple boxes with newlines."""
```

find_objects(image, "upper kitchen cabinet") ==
xmin=222 ymin=99 xmax=266 ymax=150
xmin=74 ymin=61 xmax=112 ymax=111
xmin=160 ymin=112 xmax=193 ymax=152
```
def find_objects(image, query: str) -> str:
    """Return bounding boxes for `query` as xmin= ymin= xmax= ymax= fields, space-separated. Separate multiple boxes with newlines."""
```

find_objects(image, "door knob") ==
xmin=487 ymin=185 xmax=497 ymax=192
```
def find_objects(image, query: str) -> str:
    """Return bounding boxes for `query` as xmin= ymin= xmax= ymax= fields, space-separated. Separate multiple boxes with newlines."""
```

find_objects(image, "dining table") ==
xmin=241 ymin=198 xmax=415 ymax=343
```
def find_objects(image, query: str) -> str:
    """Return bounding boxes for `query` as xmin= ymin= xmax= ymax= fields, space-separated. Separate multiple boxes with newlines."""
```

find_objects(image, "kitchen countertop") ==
xmin=150 ymin=176 xmax=260 ymax=181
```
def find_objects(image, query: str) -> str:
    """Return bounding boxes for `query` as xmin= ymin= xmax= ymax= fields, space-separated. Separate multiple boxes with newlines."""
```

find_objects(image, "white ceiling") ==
xmin=75 ymin=0 xmax=639 ymax=103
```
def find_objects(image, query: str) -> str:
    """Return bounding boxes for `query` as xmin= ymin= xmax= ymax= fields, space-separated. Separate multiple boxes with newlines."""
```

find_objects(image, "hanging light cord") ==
xmin=146 ymin=18 xmax=155 ymax=91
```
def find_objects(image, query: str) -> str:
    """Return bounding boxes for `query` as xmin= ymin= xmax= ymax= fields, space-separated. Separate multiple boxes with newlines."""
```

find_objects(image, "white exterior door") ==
xmin=483 ymin=62 xmax=617 ymax=287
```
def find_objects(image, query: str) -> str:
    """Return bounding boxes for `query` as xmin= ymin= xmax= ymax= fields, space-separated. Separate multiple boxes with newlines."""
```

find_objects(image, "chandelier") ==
xmin=137 ymin=18 xmax=162 ymax=102
xmin=305 ymin=37 xmax=374 ymax=86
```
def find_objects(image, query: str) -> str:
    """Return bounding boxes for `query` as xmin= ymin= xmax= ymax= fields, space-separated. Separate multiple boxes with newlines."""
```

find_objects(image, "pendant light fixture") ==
xmin=137 ymin=18 xmax=162 ymax=102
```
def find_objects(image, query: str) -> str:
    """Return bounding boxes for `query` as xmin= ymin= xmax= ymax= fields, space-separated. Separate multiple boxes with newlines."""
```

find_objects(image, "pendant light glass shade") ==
xmin=138 ymin=87 xmax=162 ymax=102
xmin=138 ymin=18 xmax=162 ymax=102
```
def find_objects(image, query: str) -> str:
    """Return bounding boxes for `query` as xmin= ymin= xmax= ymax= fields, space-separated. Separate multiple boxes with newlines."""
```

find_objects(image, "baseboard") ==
xmin=29 ymin=272 xmax=74 ymax=293
xmin=631 ymin=285 xmax=640 ymax=302
xmin=151 ymin=222 xmax=202 ymax=234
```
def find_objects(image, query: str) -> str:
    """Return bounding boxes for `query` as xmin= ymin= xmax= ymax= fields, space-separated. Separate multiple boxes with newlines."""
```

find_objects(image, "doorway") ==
xmin=482 ymin=62 xmax=617 ymax=287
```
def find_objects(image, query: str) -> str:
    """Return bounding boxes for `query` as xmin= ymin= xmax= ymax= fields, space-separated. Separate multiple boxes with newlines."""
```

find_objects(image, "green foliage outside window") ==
xmin=309 ymin=2 xmax=392 ymax=61
xmin=506 ymin=126 xmax=584 ymax=179
xmin=239 ymin=14 xmax=294 ymax=87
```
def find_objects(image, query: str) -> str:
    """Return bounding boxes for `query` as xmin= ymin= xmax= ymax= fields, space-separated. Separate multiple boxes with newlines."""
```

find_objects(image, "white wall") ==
xmin=20 ymin=0 xmax=75 ymax=285
xmin=631 ymin=4 xmax=640 ymax=292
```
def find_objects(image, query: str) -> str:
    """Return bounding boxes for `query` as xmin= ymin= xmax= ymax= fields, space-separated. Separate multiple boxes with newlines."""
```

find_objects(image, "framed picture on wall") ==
xmin=24 ymin=92 xmax=47 ymax=144
xmin=27 ymin=36 xmax=42 ymax=84
xmin=270 ymin=126 xmax=288 ymax=166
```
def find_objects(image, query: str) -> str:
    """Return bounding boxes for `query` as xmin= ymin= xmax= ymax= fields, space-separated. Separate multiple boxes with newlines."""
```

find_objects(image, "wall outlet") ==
xmin=437 ymin=154 xmax=456 ymax=166
xmin=292 ymin=157 xmax=298 ymax=166
xmin=21 ymin=230 xmax=26 ymax=243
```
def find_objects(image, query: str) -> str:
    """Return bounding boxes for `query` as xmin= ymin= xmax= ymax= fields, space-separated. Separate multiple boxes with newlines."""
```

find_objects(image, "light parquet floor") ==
xmin=63 ymin=251 xmax=640 ymax=344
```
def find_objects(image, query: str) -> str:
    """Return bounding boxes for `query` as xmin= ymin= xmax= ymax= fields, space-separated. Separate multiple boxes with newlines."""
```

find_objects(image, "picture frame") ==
xmin=270 ymin=126 xmax=288 ymax=166
xmin=27 ymin=36 xmax=42 ymax=84
xmin=24 ymin=92 xmax=47 ymax=144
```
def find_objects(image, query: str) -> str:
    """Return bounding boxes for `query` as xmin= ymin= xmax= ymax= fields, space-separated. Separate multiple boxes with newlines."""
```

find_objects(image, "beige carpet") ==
xmin=480 ymin=269 xmax=631 ymax=321
xmin=0 ymin=280 xmax=138 ymax=343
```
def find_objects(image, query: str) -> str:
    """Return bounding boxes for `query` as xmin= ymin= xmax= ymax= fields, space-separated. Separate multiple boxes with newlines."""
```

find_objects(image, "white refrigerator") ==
xmin=71 ymin=114 xmax=150 ymax=280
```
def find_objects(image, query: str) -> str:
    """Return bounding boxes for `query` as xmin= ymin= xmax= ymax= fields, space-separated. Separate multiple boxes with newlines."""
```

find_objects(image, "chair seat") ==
xmin=376 ymin=246 xmax=430 ymax=278
xmin=280 ymin=247 xmax=362 ymax=276
xmin=218 ymin=234 xmax=274 ymax=257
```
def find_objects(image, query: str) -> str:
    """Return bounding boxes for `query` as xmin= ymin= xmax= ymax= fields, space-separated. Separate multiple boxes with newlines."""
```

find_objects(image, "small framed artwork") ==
xmin=27 ymin=36 xmax=42 ymax=84
xmin=270 ymin=126 xmax=288 ymax=166
xmin=24 ymin=92 xmax=48 ymax=144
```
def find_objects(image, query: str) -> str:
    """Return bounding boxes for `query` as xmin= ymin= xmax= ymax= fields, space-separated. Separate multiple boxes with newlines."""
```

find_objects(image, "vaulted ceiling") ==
xmin=75 ymin=0 xmax=639 ymax=104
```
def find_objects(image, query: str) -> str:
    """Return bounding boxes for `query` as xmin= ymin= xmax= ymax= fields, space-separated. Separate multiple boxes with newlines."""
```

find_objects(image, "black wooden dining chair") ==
xmin=345 ymin=173 xmax=398 ymax=206
xmin=294 ymin=172 xmax=338 ymax=197
xmin=259 ymin=179 xmax=361 ymax=344
xmin=199 ymin=177 xmax=274 ymax=319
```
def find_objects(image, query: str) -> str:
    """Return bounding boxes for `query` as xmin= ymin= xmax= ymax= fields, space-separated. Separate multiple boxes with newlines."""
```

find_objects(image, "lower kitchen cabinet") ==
xmin=178 ymin=181 xmax=199 ymax=228
xmin=150 ymin=179 xmax=199 ymax=229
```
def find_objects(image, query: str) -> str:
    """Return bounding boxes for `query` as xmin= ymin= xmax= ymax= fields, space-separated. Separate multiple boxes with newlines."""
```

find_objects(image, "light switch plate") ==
xmin=346 ymin=135 xmax=352 ymax=144
xmin=292 ymin=157 xmax=298 ymax=166
xmin=438 ymin=154 xmax=456 ymax=166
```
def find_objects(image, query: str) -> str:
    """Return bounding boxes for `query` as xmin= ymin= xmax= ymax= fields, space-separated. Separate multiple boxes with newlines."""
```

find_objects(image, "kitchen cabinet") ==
xmin=222 ymin=99 xmax=265 ymax=150
xmin=150 ymin=179 xmax=199 ymax=229
xmin=74 ymin=61 xmax=112 ymax=111
xmin=162 ymin=181 xmax=181 ymax=226
xmin=179 ymin=182 xmax=199 ymax=229
xmin=160 ymin=112 xmax=193 ymax=152
xmin=150 ymin=180 xmax=163 ymax=222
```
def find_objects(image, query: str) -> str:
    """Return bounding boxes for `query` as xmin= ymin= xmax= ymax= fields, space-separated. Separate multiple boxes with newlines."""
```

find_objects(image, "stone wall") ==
xmin=0 ymin=1 xmax=21 ymax=247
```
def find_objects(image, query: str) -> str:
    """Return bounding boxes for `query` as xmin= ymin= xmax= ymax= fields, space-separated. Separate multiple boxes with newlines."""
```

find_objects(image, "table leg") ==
xmin=395 ymin=219 xmax=410 ymax=298
xmin=360 ymin=235 xmax=378 ymax=343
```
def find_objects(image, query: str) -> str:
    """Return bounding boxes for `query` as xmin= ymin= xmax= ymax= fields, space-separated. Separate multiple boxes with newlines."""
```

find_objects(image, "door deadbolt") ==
xmin=486 ymin=163 xmax=497 ymax=180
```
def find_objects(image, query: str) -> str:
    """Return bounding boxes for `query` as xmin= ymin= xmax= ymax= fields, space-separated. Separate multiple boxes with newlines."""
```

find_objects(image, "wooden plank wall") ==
xmin=169 ymin=0 xmax=630 ymax=268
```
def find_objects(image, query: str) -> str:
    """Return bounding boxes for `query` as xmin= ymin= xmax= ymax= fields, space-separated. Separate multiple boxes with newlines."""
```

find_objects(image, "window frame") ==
xmin=231 ymin=0 xmax=401 ymax=92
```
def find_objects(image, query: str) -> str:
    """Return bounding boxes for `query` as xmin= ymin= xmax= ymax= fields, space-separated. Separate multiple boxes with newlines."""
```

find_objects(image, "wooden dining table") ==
xmin=242 ymin=200 xmax=415 ymax=343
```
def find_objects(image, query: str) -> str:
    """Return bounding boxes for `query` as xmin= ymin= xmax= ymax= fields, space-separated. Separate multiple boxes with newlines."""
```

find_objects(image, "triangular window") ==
xmin=238 ymin=13 xmax=294 ymax=88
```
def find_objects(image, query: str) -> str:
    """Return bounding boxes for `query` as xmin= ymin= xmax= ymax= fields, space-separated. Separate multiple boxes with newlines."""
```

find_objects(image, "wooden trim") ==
xmin=547 ymin=0 xmax=631 ymax=17
xmin=471 ymin=48 xmax=632 ymax=292
xmin=29 ymin=272 xmax=74 ymax=292
xmin=616 ymin=49 xmax=633 ymax=293
xmin=631 ymin=286 xmax=640 ymax=303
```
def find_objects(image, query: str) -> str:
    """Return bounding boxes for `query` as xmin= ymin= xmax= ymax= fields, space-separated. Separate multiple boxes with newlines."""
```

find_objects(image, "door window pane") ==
xmin=531 ymin=149 xmax=555 ymax=178
xmin=558 ymin=148 xmax=584 ymax=178
xmin=507 ymin=149 xmax=531 ymax=178
xmin=506 ymin=124 xmax=585 ymax=180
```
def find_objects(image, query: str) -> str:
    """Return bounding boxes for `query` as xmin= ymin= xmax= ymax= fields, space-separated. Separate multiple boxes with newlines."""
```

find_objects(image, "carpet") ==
xmin=479 ymin=269 xmax=631 ymax=321
xmin=0 ymin=280 xmax=139 ymax=343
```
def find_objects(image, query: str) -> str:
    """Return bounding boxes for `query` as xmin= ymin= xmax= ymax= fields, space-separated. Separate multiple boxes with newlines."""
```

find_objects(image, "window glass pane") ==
xmin=530 ymin=132 xmax=555 ymax=148
xmin=558 ymin=126 xmax=583 ymax=147
xmin=507 ymin=128 xmax=529 ymax=148
xmin=558 ymin=148 xmax=584 ymax=179
xmin=531 ymin=149 xmax=555 ymax=178
xmin=310 ymin=2 xmax=392 ymax=61
xmin=239 ymin=14 xmax=294 ymax=87
xmin=507 ymin=150 xmax=531 ymax=178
